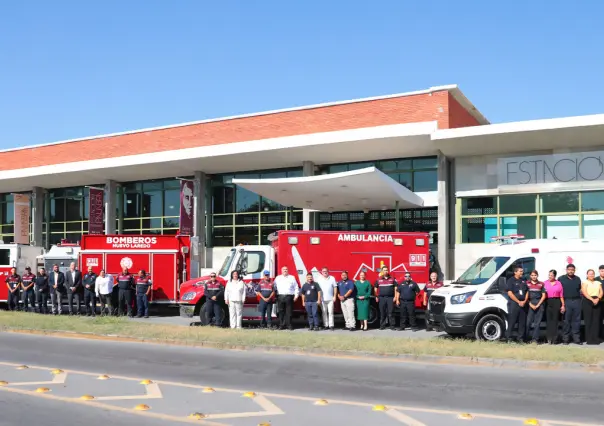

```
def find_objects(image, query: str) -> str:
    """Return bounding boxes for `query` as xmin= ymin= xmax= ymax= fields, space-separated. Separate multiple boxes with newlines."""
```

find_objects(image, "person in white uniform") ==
xmin=317 ymin=267 xmax=337 ymax=330
xmin=224 ymin=270 xmax=246 ymax=329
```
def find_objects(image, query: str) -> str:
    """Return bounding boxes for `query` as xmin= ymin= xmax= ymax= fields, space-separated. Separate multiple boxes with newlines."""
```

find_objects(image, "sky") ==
xmin=0 ymin=0 xmax=603 ymax=150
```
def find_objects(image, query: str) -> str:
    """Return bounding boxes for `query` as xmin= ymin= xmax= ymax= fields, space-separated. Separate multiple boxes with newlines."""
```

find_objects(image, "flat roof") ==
xmin=0 ymin=84 xmax=487 ymax=154
xmin=232 ymin=167 xmax=424 ymax=212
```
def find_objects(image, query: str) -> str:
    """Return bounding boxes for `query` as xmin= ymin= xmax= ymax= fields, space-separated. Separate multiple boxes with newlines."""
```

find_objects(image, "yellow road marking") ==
xmin=7 ymin=371 xmax=67 ymax=386
xmin=0 ymin=360 xmax=599 ymax=426
xmin=385 ymin=409 xmax=428 ymax=426
xmin=0 ymin=385 xmax=227 ymax=426
xmin=94 ymin=382 xmax=163 ymax=401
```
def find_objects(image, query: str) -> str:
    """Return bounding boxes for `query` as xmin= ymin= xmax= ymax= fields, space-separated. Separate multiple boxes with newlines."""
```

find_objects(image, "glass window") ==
xmin=1 ymin=202 xmax=14 ymax=224
xmin=461 ymin=217 xmax=498 ymax=243
xmin=499 ymin=195 xmax=536 ymax=214
xmin=83 ymin=196 xmax=89 ymax=219
xmin=163 ymin=228 xmax=178 ymax=235
xmin=413 ymin=157 xmax=438 ymax=169
xmin=348 ymin=162 xmax=373 ymax=171
xmin=239 ymin=251 xmax=266 ymax=275
xmin=163 ymin=179 xmax=181 ymax=190
xmin=413 ymin=170 xmax=437 ymax=192
xmin=123 ymin=218 xmax=141 ymax=230
xmin=143 ymin=182 xmax=163 ymax=192
xmin=379 ymin=159 xmax=411 ymax=171
xmin=327 ymin=164 xmax=348 ymax=174
xmin=164 ymin=189 xmax=180 ymax=216
xmin=235 ymin=186 xmax=260 ymax=213
xmin=0 ymin=248 xmax=10 ymax=265
xmin=141 ymin=218 xmax=162 ymax=229
xmin=163 ymin=218 xmax=179 ymax=229
xmin=388 ymin=172 xmax=412 ymax=190
xmin=582 ymin=214 xmax=604 ymax=239
xmin=65 ymin=198 xmax=82 ymax=221
xmin=51 ymin=199 xmax=65 ymax=222
xmin=261 ymin=212 xmax=286 ymax=224
xmin=462 ymin=197 xmax=496 ymax=216
xmin=261 ymin=197 xmax=284 ymax=212
xmin=66 ymin=222 xmax=83 ymax=232
xmin=212 ymin=187 xmax=234 ymax=214
xmin=141 ymin=191 xmax=162 ymax=217
xmin=499 ymin=216 xmax=537 ymax=239
xmin=124 ymin=193 xmax=141 ymax=218
xmin=540 ymin=193 xmax=579 ymax=213
xmin=581 ymin=191 xmax=604 ymax=212
xmin=455 ymin=256 xmax=511 ymax=285
xmin=235 ymin=226 xmax=259 ymax=245
xmin=213 ymin=214 xmax=233 ymax=226
xmin=235 ymin=213 xmax=258 ymax=226
xmin=540 ymin=215 xmax=580 ymax=239
xmin=261 ymin=225 xmax=285 ymax=244
xmin=218 ymin=249 xmax=235 ymax=277
xmin=213 ymin=227 xmax=233 ymax=247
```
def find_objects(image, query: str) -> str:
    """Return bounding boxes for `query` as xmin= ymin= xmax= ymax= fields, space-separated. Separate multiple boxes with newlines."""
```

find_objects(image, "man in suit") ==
xmin=48 ymin=264 xmax=66 ymax=315
xmin=65 ymin=262 xmax=83 ymax=315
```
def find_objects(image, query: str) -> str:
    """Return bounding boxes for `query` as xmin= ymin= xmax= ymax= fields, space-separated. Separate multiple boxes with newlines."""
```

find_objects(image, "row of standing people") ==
xmin=204 ymin=265 xmax=437 ymax=331
xmin=505 ymin=263 xmax=604 ymax=345
xmin=4 ymin=264 xmax=153 ymax=318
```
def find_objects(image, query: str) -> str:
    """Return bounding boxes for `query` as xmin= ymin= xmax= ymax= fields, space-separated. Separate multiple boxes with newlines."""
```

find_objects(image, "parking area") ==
xmin=0 ymin=361 xmax=597 ymax=426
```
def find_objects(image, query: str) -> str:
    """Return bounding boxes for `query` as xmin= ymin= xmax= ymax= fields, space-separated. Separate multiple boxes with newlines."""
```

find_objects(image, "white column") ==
xmin=104 ymin=180 xmax=117 ymax=235
xmin=302 ymin=161 xmax=315 ymax=231
xmin=437 ymin=151 xmax=452 ymax=279
xmin=193 ymin=171 xmax=207 ymax=272
xmin=31 ymin=187 xmax=45 ymax=247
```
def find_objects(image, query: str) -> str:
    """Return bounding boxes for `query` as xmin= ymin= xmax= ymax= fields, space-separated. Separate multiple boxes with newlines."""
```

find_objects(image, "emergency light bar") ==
xmin=491 ymin=235 xmax=525 ymax=245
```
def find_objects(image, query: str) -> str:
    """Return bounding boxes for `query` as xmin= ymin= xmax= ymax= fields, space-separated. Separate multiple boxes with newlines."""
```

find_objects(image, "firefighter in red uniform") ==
xmin=374 ymin=266 xmax=397 ymax=330
xmin=255 ymin=270 xmax=276 ymax=329
xmin=423 ymin=271 xmax=444 ymax=331
xmin=5 ymin=267 xmax=21 ymax=311
xmin=203 ymin=272 xmax=224 ymax=326
xmin=135 ymin=270 xmax=152 ymax=318
xmin=21 ymin=267 xmax=37 ymax=312
xmin=116 ymin=268 xmax=135 ymax=317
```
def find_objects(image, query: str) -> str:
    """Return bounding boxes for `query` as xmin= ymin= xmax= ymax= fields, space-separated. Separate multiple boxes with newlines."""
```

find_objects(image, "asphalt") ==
xmin=0 ymin=332 xmax=601 ymax=426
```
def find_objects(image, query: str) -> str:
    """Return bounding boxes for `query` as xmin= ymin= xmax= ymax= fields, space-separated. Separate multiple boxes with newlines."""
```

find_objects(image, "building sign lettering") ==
xmin=499 ymin=151 xmax=604 ymax=186
xmin=105 ymin=236 xmax=158 ymax=249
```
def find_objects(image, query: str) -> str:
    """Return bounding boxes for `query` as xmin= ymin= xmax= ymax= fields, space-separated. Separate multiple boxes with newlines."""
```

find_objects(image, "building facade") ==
xmin=2 ymin=84 xmax=602 ymax=279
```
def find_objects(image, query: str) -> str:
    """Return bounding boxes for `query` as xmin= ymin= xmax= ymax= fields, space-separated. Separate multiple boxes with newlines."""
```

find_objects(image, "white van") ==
xmin=430 ymin=238 xmax=602 ymax=341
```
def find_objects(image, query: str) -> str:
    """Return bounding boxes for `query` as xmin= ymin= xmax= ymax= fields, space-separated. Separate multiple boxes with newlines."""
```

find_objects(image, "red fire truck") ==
xmin=78 ymin=235 xmax=191 ymax=304
xmin=179 ymin=230 xmax=430 ymax=327
xmin=0 ymin=242 xmax=45 ymax=303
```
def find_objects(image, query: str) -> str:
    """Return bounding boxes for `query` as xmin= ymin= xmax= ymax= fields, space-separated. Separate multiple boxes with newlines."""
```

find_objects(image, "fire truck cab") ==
xmin=0 ymin=242 xmax=45 ymax=303
xmin=179 ymin=230 xmax=430 ymax=326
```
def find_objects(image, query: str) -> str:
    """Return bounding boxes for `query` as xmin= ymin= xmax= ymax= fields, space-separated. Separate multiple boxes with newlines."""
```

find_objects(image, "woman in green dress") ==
xmin=355 ymin=271 xmax=372 ymax=331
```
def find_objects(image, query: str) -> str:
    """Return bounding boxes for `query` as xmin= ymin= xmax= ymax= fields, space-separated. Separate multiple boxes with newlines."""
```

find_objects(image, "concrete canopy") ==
xmin=232 ymin=167 xmax=425 ymax=212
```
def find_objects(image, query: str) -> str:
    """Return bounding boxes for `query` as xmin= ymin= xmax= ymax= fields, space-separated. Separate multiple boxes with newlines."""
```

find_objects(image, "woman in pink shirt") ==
xmin=544 ymin=269 xmax=565 ymax=344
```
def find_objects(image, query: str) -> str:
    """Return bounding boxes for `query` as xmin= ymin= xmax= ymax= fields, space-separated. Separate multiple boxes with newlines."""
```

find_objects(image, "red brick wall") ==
xmin=0 ymin=90 xmax=477 ymax=171
xmin=447 ymin=93 xmax=481 ymax=128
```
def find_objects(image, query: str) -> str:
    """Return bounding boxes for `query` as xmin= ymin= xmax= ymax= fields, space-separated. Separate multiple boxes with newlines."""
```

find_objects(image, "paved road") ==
xmin=0 ymin=333 xmax=601 ymax=425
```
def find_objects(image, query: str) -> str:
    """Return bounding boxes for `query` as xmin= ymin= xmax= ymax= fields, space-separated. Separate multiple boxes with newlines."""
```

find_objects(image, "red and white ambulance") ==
xmin=179 ymin=230 xmax=430 ymax=326
xmin=78 ymin=235 xmax=191 ymax=304
xmin=0 ymin=242 xmax=45 ymax=303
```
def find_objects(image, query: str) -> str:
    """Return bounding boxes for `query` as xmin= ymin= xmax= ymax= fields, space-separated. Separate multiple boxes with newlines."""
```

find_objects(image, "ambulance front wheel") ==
xmin=475 ymin=314 xmax=505 ymax=341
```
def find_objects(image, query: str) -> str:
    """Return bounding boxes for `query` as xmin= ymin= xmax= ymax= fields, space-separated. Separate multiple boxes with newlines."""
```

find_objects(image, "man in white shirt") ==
xmin=274 ymin=266 xmax=299 ymax=330
xmin=317 ymin=267 xmax=337 ymax=330
xmin=95 ymin=270 xmax=114 ymax=316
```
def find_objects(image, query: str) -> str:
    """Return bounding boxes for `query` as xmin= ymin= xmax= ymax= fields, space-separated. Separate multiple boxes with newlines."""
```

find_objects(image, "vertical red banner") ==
xmin=88 ymin=187 xmax=105 ymax=235
xmin=13 ymin=194 xmax=30 ymax=244
xmin=179 ymin=180 xmax=194 ymax=236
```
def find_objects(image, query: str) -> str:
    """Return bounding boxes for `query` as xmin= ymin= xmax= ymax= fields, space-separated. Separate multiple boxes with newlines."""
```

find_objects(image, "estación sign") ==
xmin=498 ymin=151 xmax=604 ymax=186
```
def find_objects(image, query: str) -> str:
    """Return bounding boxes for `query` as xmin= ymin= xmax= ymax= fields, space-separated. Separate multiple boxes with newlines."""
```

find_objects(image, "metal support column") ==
xmin=104 ymin=180 xmax=117 ymax=235
xmin=193 ymin=171 xmax=207 ymax=271
xmin=117 ymin=185 xmax=124 ymax=234
xmin=31 ymin=187 xmax=45 ymax=247
xmin=302 ymin=161 xmax=315 ymax=230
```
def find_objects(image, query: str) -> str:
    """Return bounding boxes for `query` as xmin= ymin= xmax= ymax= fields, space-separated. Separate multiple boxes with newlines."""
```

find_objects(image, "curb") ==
xmin=2 ymin=327 xmax=603 ymax=373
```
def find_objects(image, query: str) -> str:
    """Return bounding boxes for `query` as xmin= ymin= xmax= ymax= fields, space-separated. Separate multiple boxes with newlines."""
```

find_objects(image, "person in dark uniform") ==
xmin=5 ymin=267 xmax=21 ymax=311
xmin=35 ymin=267 xmax=50 ymax=314
xmin=559 ymin=263 xmax=582 ymax=345
xmin=135 ymin=270 xmax=152 ymax=318
xmin=65 ymin=262 xmax=83 ymax=315
xmin=21 ymin=267 xmax=36 ymax=313
xmin=526 ymin=270 xmax=547 ymax=344
xmin=395 ymin=272 xmax=420 ymax=331
xmin=505 ymin=266 xmax=529 ymax=343
xmin=82 ymin=266 xmax=97 ymax=317
xmin=48 ymin=264 xmax=66 ymax=315
xmin=255 ymin=270 xmax=276 ymax=329
xmin=424 ymin=271 xmax=444 ymax=331
xmin=595 ymin=265 xmax=604 ymax=341
xmin=374 ymin=266 xmax=397 ymax=330
xmin=116 ymin=268 xmax=135 ymax=317
xmin=203 ymin=272 xmax=224 ymax=326
xmin=300 ymin=273 xmax=322 ymax=331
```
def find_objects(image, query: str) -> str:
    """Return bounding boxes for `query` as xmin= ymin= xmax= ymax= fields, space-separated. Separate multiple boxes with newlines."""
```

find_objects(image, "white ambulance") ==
xmin=429 ymin=236 xmax=603 ymax=341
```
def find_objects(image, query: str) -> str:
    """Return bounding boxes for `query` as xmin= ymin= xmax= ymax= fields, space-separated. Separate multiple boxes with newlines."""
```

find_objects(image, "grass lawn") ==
xmin=0 ymin=311 xmax=603 ymax=365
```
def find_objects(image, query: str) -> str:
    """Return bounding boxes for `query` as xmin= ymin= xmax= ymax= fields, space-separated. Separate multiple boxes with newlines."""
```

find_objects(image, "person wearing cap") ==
xmin=21 ymin=266 xmax=37 ymax=313
xmin=256 ymin=270 xmax=276 ymax=329
xmin=135 ymin=270 xmax=153 ymax=318
xmin=203 ymin=272 xmax=224 ymax=326
xmin=5 ymin=267 xmax=21 ymax=311
xmin=395 ymin=272 xmax=420 ymax=331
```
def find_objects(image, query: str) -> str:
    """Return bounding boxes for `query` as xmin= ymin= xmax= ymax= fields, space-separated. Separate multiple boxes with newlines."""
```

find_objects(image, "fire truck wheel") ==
xmin=474 ymin=314 xmax=505 ymax=341
xmin=199 ymin=301 xmax=228 ymax=327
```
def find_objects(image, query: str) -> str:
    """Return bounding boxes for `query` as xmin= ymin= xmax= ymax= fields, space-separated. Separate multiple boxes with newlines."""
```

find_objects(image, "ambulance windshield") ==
xmin=454 ymin=256 xmax=510 ymax=285
xmin=218 ymin=249 xmax=235 ymax=278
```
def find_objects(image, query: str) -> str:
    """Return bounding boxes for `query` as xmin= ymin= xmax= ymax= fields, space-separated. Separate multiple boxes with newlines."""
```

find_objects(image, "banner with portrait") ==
xmin=179 ymin=180 xmax=194 ymax=235
xmin=13 ymin=194 xmax=30 ymax=244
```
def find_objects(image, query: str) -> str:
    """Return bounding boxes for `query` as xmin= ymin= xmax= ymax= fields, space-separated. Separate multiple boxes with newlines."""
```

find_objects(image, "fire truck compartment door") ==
xmin=151 ymin=253 xmax=177 ymax=302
